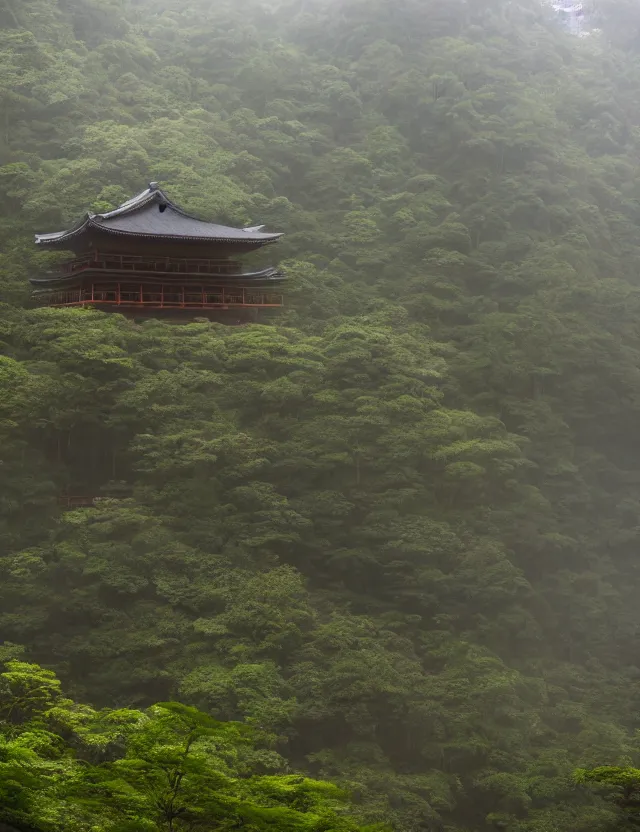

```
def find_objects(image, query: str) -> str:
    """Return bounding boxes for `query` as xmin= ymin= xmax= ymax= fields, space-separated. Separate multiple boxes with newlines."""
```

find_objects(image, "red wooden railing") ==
xmin=40 ymin=284 xmax=284 ymax=309
xmin=58 ymin=496 xmax=104 ymax=509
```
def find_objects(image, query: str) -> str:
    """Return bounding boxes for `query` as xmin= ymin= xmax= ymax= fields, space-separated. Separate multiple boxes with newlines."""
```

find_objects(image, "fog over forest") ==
xmin=3 ymin=0 xmax=640 ymax=830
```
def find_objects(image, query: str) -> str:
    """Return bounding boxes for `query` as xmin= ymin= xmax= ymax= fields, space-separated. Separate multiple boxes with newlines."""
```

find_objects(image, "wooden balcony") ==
xmin=58 ymin=496 xmax=105 ymax=509
xmin=61 ymin=253 xmax=246 ymax=277
xmin=38 ymin=282 xmax=284 ymax=310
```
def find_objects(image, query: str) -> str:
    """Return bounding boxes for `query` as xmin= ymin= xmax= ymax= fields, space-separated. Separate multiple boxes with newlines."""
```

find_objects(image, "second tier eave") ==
xmin=30 ymin=267 xmax=286 ymax=289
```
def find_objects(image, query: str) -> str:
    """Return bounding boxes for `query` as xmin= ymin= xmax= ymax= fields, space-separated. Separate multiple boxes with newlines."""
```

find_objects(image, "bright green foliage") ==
xmin=575 ymin=766 xmax=640 ymax=827
xmin=0 ymin=660 xmax=380 ymax=832
xmin=2 ymin=0 xmax=640 ymax=831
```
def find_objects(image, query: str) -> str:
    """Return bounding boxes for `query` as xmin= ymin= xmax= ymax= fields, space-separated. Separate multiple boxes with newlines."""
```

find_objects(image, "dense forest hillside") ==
xmin=3 ymin=0 xmax=640 ymax=829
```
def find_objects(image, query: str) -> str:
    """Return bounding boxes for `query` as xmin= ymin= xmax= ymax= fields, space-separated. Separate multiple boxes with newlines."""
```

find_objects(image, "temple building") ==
xmin=32 ymin=183 xmax=285 ymax=322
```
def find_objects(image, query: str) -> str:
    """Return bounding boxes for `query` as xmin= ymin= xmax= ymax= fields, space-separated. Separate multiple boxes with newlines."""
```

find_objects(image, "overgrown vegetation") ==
xmin=0 ymin=660 xmax=377 ymax=832
xmin=2 ymin=0 xmax=640 ymax=829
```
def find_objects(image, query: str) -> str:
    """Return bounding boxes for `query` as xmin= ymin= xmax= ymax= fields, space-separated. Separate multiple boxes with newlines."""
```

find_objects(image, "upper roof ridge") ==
xmin=35 ymin=184 xmax=282 ymax=247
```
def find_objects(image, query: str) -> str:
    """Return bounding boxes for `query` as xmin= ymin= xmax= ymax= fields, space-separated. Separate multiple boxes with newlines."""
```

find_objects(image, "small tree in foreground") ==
xmin=0 ymin=660 xmax=385 ymax=832
xmin=575 ymin=766 xmax=640 ymax=827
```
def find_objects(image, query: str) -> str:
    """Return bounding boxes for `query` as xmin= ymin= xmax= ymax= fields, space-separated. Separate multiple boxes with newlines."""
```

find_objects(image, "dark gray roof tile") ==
xmin=35 ymin=184 xmax=282 ymax=246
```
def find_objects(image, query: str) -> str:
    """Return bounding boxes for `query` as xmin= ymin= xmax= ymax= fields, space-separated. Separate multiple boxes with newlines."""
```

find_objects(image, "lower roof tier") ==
xmin=30 ymin=267 xmax=285 ymax=290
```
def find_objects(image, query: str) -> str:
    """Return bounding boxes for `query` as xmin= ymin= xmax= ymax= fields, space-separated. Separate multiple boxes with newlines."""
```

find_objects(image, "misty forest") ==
xmin=6 ymin=0 xmax=640 ymax=829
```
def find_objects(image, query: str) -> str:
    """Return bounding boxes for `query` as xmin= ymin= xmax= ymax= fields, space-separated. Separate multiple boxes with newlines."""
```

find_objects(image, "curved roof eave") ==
xmin=36 ymin=220 xmax=283 ymax=246
xmin=88 ymin=220 xmax=283 ymax=243
xmin=35 ymin=214 xmax=93 ymax=245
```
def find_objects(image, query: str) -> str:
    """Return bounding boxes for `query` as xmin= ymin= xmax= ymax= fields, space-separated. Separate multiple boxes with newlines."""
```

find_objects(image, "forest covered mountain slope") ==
xmin=3 ymin=0 xmax=640 ymax=829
